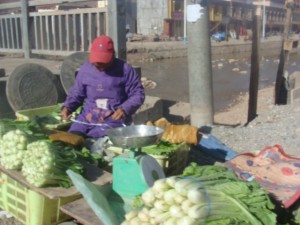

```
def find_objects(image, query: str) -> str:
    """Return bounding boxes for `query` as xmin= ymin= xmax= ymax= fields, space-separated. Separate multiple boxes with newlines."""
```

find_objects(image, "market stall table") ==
xmin=61 ymin=198 xmax=103 ymax=225
xmin=0 ymin=163 xmax=112 ymax=225
xmin=0 ymin=163 xmax=112 ymax=199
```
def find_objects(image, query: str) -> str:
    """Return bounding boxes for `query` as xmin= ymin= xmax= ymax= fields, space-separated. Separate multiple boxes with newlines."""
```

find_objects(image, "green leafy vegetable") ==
xmin=76 ymin=147 xmax=108 ymax=169
xmin=0 ymin=129 xmax=29 ymax=170
xmin=141 ymin=140 xmax=181 ymax=156
xmin=0 ymin=120 xmax=48 ymax=170
xmin=22 ymin=140 xmax=84 ymax=188
xmin=0 ymin=119 xmax=32 ymax=138
xmin=122 ymin=165 xmax=277 ymax=225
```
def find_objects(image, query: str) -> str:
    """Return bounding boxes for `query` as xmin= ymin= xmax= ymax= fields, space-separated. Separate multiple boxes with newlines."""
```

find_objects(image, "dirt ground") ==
xmin=0 ymin=85 xmax=294 ymax=225
xmin=214 ymin=85 xmax=274 ymax=126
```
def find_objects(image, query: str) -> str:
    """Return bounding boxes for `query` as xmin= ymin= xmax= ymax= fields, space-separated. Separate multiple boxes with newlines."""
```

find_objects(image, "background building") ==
xmin=1 ymin=0 xmax=298 ymax=39
xmin=135 ymin=0 xmax=288 ymax=39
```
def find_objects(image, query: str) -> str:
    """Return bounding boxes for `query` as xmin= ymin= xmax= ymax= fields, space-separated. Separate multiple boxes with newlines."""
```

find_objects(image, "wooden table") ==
xmin=61 ymin=198 xmax=104 ymax=225
xmin=0 ymin=163 xmax=112 ymax=225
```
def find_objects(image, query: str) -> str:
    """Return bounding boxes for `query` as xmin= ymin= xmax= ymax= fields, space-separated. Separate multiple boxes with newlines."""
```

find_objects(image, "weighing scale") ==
xmin=107 ymin=125 xmax=165 ymax=199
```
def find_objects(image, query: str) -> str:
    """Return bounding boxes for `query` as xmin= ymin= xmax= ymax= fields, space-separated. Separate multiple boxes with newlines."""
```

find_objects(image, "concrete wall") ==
xmin=136 ymin=0 xmax=168 ymax=35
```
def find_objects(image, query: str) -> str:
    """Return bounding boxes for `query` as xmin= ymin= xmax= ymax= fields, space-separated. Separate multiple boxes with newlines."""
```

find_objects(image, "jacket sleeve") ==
xmin=62 ymin=67 xmax=86 ymax=112
xmin=120 ymin=65 xmax=145 ymax=115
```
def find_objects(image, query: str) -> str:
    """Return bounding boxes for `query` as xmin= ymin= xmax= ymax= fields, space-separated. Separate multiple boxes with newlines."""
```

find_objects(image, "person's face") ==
xmin=93 ymin=58 xmax=113 ymax=71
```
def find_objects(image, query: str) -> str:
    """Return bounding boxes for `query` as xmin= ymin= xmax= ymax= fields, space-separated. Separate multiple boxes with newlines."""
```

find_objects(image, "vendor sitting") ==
xmin=60 ymin=35 xmax=145 ymax=138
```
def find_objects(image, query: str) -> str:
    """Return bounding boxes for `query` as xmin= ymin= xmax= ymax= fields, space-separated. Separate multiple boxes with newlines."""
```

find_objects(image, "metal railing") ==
xmin=0 ymin=7 xmax=107 ymax=56
xmin=0 ymin=13 xmax=22 ymax=53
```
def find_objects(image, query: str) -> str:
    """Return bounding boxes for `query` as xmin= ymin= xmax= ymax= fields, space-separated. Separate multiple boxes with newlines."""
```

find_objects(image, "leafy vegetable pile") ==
xmin=140 ymin=140 xmax=182 ymax=156
xmin=0 ymin=119 xmax=25 ymax=137
xmin=0 ymin=129 xmax=28 ymax=170
xmin=32 ymin=104 xmax=68 ymax=129
xmin=0 ymin=119 xmax=47 ymax=170
xmin=24 ymin=103 xmax=82 ymax=129
xmin=22 ymin=140 xmax=84 ymax=188
xmin=122 ymin=163 xmax=277 ymax=225
xmin=0 ymin=119 xmax=102 ymax=188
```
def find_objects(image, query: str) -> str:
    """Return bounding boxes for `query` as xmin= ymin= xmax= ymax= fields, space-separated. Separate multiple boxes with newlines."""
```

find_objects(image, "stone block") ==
xmin=168 ymin=101 xmax=190 ymax=122
xmin=133 ymin=96 xmax=163 ymax=124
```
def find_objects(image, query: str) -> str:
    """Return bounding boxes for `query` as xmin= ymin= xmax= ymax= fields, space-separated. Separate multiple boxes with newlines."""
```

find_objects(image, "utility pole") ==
xmin=184 ymin=0 xmax=187 ymax=43
xmin=262 ymin=0 xmax=266 ymax=41
xmin=107 ymin=0 xmax=127 ymax=60
xmin=21 ymin=0 xmax=30 ymax=59
xmin=187 ymin=0 xmax=214 ymax=127
xmin=247 ymin=6 xmax=262 ymax=123
xmin=275 ymin=0 xmax=293 ymax=104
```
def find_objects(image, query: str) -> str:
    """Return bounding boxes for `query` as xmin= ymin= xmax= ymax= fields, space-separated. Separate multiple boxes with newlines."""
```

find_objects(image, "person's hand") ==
xmin=111 ymin=108 xmax=126 ymax=121
xmin=85 ymin=113 xmax=92 ymax=123
xmin=60 ymin=106 xmax=72 ymax=120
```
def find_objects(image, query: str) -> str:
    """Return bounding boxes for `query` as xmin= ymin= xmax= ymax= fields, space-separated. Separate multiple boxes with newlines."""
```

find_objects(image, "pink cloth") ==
xmin=225 ymin=145 xmax=300 ymax=208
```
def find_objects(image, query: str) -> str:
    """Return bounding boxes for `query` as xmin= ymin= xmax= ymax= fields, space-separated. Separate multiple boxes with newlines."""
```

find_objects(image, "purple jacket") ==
xmin=63 ymin=58 xmax=145 ymax=138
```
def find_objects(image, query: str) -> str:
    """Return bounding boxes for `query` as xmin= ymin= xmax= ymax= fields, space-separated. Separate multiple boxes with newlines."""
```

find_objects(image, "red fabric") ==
xmin=225 ymin=145 xmax=300 ymax=208
xmin=89 ymin=35 xmax=114 ymax=63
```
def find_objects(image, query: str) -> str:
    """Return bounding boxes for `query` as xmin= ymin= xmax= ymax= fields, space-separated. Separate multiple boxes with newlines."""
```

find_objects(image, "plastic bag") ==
xmin=66 ymin=170 xmax=119 ymax=225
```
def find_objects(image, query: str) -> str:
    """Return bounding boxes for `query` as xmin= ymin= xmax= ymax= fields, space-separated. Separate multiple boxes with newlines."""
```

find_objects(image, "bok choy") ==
xmin=22 ymin=140 xmax=84 ymax=188
xmin=122 ymin=165 xmax=277 ymax=225
xmin=0 ymin=129 xmax=28 ymax=170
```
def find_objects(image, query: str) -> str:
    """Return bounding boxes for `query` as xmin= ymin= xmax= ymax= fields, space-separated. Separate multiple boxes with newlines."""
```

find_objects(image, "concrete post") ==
xmin=21 ymin=0 xmax=30 ymax=59
xmin=187 ymin=0 xmax=214 ymax=127
xmin=107 ymin=0 xmax=127 ymax=61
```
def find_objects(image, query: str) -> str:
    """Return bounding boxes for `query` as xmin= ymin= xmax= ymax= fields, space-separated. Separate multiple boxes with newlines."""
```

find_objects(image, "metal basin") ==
xmin=107 ymin=125 xmax=164 ymax=148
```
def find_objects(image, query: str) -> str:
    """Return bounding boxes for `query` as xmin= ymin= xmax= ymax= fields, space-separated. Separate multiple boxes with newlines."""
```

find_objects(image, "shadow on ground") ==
xmin=133 ymin=98 xmax=190 ymax=125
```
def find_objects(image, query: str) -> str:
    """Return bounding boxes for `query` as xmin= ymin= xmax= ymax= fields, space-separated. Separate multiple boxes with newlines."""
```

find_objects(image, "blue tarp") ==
xmin=196 ymin=134 xmax=237 ymax=161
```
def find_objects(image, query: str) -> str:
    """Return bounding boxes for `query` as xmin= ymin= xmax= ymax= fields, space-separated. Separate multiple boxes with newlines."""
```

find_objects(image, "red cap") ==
xmin=89 ymin=35 xmax=114 ymax=64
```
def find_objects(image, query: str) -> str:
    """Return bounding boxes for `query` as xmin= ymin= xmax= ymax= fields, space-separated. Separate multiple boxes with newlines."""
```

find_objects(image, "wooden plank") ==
xmin=0 ymin=162 xmax=112 ymax=200
xmin=61 ymin=198 xmax=104 ymax=225
xmin=247 ymin=13 xmax=261 ymax=123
